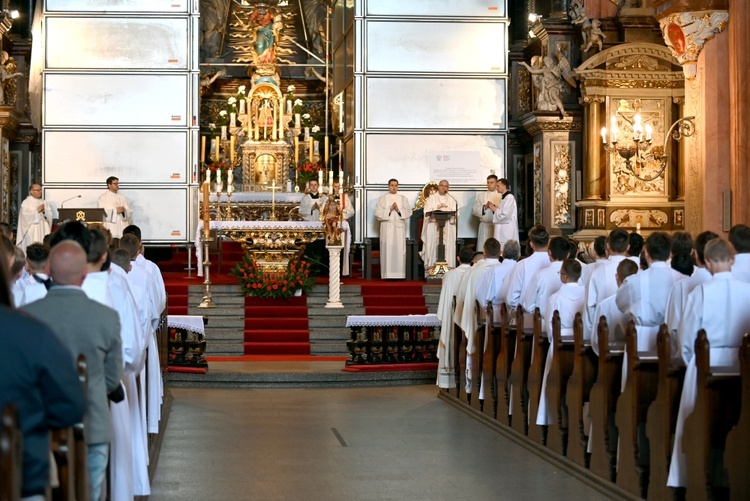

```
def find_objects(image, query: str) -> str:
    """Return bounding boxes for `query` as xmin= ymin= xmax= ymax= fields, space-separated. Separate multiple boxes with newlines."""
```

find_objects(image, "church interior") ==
xmin=2 ymin=0 xmax=750 ymax=500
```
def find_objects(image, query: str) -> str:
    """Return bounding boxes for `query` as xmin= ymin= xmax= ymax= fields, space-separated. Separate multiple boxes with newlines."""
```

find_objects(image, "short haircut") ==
xmin=529 ymin=225 xmax=550 ymax=249
xmin=639 ymin=251 xmax=649 ymax=271
xmin=704 ymin=238 xmax=734 ymax=263
xmin=561 ymin=258 xmax=582 ymax=282
xmin=729 ymin=224 xmax=750 ymax=253
xmin=497 ymin=178 xmax=510 ymax=189
xmin=29 ymin=183 xmax=41 ymax=191
xmin=0 ymin=235 xmax=14 ymax=259
xmin=0 ymin=222 xmax=11 ymax=238
xmin=487 ymin=174 xmax=498 ymax=181
xmin=25 ymin=243 xmax=50 ymax=270
xmin=549 ymin=236 xmax=569 ymax=261
xmin=458 ymin=246 xmax=474 ymax=264
xmin=472 ymin=251 xmax=484 ymax=262
xmin=87 ymin=228 xmax=109 ymax=265
xmin=49 ymin=221 xmax=92 ymax=254
xmin=483 ymin=237 xmax=501 ymax=258
xmin=627 ymin=232 xmax=644 ymax=257
xmin=119 ymin=233 xmax=140 ymax=260
xmin=671 ymin=251 xmax=694 ymax=277
xmin=617 ymin=259 xmax=639 ymax=282
xmin=502 ymin=240 xmax=521 ymax=261
xmin=593 ymin=236 xmax=607 ymax=259
xmin=106 ymin=176 xmax=119 ymax=186
xmin=11 ymin=246 xmax=25 ymax=277
xmin=608 ymin=228 xmax=630 ymax=254
xmin=671 ymin=231 xmax=693 ymax=255
xmin=645 ymin=232 xmax=672 ymax=262
xmin=567 ymin=238 xmax=579 ymax=260
xmin=388 ymin=178 xmax=398 ymax=185
xmin=111 ymin=248 xmax=132 ymax=271
xmin=694 ymin=231 xmax=719 ymax=266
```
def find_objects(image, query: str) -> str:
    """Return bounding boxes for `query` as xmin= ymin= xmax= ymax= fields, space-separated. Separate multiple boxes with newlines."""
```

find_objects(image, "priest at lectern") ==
xmin=98 ymin=176 xmax=133 ymax=239
xmin=419 ymin=180 xmax=457 ymax=271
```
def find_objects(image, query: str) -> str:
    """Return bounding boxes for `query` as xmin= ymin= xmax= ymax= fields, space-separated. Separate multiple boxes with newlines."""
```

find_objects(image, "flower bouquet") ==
xmin=296 ymin=162 xmax=320 ymax=192
xmin=232 ymin=255 xmax=316 ymax=300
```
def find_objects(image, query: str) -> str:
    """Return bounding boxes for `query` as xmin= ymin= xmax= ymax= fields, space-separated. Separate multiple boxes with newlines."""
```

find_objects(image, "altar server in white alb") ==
xmin=16 ymin=183 xmax=52 ymax=251
xmin=420 ymin=179 xmax=458 ymax=272
xmin=98 ymin=176 xmax=133 ymax=240
xmin=375 ymin=179 xmax=413 ymax=279
xmin=486 ymin=178 xmax=519 ymax=247
xmin=299 ymin=179 xmax=327 ymax=222
xmin=472 ymin=174 xmax=501 ymax=252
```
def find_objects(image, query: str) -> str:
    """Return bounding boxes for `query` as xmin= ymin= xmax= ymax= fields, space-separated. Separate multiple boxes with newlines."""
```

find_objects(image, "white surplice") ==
xmin=436 ymin=263 xmax=471 ymax=388
xmin=419 ymin=193 xmax=457 ymax=271
xmin=522 ymin=260 xmax=564 ymax=320
xmin=502 ymin=251 xmax=552 ymax=312
xmin=375 ymin=192 xmax=413 ymax=279
xmin=483 ymin=259 xmax=517 ymax=323
xmin=16 ymin=195 xmax=52 ymax=251
xmin=580 ymin=258 xmax=607 ymax=287
xmin=667 ymin=272 xmax=750 ymax=487
xmin=98 ymin=190 xmax=133 ymax=239
xmin=299 ymin=192 xmax=327 ymax=221
xmin=665 ymin=267 xmax=712 ymax=356
xmin=135 ymin=254 xmax=167 ymax=314
xmin=492 ymin=193 xmax=519 ymax=246
xmin=732 ymin=253 xmax=750 ymax=283
xmin=472 ymin=190 xmax=501 ymax=253
xmin=583 ymin=255 xmax=627 ymax=342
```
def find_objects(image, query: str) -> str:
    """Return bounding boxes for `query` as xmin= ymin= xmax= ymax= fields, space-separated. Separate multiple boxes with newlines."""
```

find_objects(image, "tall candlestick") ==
xmin=339 ymin=170 xmax=343 ymax=185
xmin=227 ymin=169 xmax=233 ymax=194
xmin=294 ymin=137 xmax=299 ymax=166
xmin=308 ymin=137 xmax=314 ymax=163
xmin=201 ymin=136 xmax=206 ymax=164
xmin=324 ymin=136 xmax=329 ymax=164
xmin=338 ymin=139 xmax=343 ymax=168
xmin=202 ymin=181 xmax=210 ymax=239
xmin=230 ymin=136 xmax=235 ymax=162
xmin=318 ymin=170 xmax=323 ymax=187
xmin=214 ymin=137 xmax=220 ymax=162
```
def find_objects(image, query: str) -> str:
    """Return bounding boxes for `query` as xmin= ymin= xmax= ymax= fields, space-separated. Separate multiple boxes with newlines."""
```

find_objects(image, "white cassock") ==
xmin=583 ymin=255 xmax=627 ymax=342
xmin=590 ymin=295 xmax=629 ymax=357
xmin=419 ymin=193 xmax=458 ymax=271
xmin=82 ymin=270 xmax=150 ymax=499
xmin=472 ymin=190 xmax=501 ymax=253
xmin=537 ymin=283 xmax=585 ymax=425
xmin=665 ymin=267 xmax=712 ymax=356
xmin=13 ymin=273 xmax=49 ymax=307
xmin=492 ymin=193 xmax=519 ymax=246
xmin=135 ymin=254 xmax=167 ymax=314
xmin=340 ymin=193 xmax=355 ymax=276
xmin=375 ymin=192 xmax=413 ymax=279
xmin=615 ymin=261 xmax=684 ymax=352
xmin=483 ymin=259 xmax=517 ymax=324
xmin=436 ymin=263 xmax=471 ymax=388
xmin=16 ymin=195 xmax=52 ymax=251
xmin=579 ymin=258 xmax=607 ymax=287
xmin=522 ymin=260 xmax=564 ymax=322
xmin=667 ymin=272 xmax=750 ymax=487
xmin=502 ymin=251 xmax=551 ymax=311
xmin=732 ymin=253 xmax=750 ymax=283
xmin=299 ymin=192 xmax=327 ymax=221
xmin=98 ymin=190 xmax=133 ymax=239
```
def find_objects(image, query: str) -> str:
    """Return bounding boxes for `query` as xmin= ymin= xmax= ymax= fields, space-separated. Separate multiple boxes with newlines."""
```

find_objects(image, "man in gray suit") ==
xmin=23 ymin=240 xmax=123 ymax=501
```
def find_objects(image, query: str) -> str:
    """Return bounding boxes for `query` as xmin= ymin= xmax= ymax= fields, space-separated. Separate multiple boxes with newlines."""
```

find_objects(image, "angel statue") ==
xmin=0 ymin=52 xmax=22 ymax=106
xmin=569 ymin=0 xmax=592 ymax=49
xmin=520 ymin=51 xmax=577 ymax=118
xmin=582 ymin=19 xmax=605 ymax=52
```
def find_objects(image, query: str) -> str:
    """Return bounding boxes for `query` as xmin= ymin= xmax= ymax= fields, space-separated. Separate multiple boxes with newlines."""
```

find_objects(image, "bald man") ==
xmin=22 ymin=241 xmax=123 ymax=501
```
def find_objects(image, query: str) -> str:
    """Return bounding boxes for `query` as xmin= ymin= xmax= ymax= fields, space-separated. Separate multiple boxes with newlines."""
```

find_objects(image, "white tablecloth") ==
xmin=346 ymin=314 xmax=440 ymax=328
xmin=167 ymin=315 xmax=205 ymax=335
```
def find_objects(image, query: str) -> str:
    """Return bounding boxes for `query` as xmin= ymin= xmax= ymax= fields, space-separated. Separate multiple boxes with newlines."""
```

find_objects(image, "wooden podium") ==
xmin=58 ymin=208 xmax=106 ymax=225
xmin=425 ymin=210 xmax=456 ymax=283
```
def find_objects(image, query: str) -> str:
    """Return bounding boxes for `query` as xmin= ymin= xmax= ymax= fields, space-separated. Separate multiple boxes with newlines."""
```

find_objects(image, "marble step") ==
xmin=204 ymin=343 xmax=244 ymax=356
xmin=309 ymin=343 xmax=349 ymax=356
xmin=188 ymin=306 xmax=245 ymax=317
xmin=188 ymin=284 xmax=243 ymax=294
xmin=308 ymin=316 xmax=350 ymax=328
xmin=308 ymin=329 xmax=350 ymax=341
xmin=306 ymin=295 xmax=363 ymax=306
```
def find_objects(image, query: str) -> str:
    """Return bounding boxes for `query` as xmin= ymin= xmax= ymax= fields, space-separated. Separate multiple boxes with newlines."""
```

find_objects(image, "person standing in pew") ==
xmin=580 ymin=236 xmax=607 ymax=287
xmin=668 ymin=237 xmax=750 ymax=490
xmin=537 ymin=258 xmax=585 ymax=426
xmin=729 ymin=223 xmax=750 ymax=282
xmin=522 ymin=236 xmax=570 ymax=323
xmin=22 ymin=241 xmax=124 ymax=501
xmin=501 ymin=225 xmax=551 ymax=311
xmin=583 ymin=228 xmax=630 ymax=342
xmin=477 ymin=239 xmax=520 ymax=323
xmin=616 ymin=232 xmax=685 ymax=352
xmin=627 ymin=231 xmax=644 ymax=267
xmin=591 ymin=259 xmax=638 ymax=356
xmin=13 ymin=243 xmax=50 ymax=308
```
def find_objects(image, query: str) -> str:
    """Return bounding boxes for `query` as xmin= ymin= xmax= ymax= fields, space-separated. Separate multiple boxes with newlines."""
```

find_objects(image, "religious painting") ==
xmin=597 ymin=208 xmax=605 ymax=227
xmin=674 ymin=209 xmax=684 ymax=228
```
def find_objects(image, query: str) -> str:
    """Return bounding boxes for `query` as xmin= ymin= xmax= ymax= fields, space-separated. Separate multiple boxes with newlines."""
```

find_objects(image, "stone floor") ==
xmin=150 ymin=385 xmax=610 ymax=500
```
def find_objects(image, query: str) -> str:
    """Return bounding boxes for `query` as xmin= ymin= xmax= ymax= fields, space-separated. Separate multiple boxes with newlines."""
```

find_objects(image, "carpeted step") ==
xmin=244 ymin=330 xmax=310 ymax=343
xmin=245 ymin=296 xmax=307 ymax=307
xmin=364 ymin=306 xmax=429 ymax=316
xmin=245 ymin=306 xmax=308 ymax=317
xmin=244 ymin=342 xmax=310 ymax=355
xmin=169 ymin=295 xmax=189 ymax=307
xmin=168 ymin=306 xmax=189 ymax=315
xmin=246 ymin=317 xmax=308 ymax=330
xmin=362 ymin=296 xmax=425 ymax=307
xmin=166 ymin=284 xmax=188 ymax=295
xmin=360 ymin=284 xmax=423 ymax=296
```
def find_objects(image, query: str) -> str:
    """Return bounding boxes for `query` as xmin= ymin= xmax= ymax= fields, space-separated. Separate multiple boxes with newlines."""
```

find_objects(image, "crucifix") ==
xmin=262 ymin=180 xmax=282 ymax=220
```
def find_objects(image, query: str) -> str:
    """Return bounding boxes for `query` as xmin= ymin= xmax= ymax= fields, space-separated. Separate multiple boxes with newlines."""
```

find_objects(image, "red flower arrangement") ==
xmin=295 ymin=162 xmax=321 ymax=188
xmin=231 ymin=254 xmax=316 ymax=299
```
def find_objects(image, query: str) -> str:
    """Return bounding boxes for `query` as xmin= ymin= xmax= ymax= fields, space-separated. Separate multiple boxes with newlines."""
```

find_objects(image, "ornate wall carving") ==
xmin=658 ymin=10 xmax=729 ymax=79
xmin=552 ymin=142 xmax=573 ymax=227
xmin=609 ymin=209 xmax=668 ymax=228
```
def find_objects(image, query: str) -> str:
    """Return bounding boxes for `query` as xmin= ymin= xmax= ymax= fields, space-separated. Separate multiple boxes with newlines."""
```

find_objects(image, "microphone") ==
xmin=61 ymin=195 xmax=82 ymax=208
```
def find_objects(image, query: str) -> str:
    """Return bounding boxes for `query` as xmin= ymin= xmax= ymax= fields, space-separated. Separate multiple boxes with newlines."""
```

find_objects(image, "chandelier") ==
xmin=600 ymin=113 xmax=696 ymax=182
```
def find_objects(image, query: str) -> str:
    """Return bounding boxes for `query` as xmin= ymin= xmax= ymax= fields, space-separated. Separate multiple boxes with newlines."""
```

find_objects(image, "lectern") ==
xmin=425 ymin=210 xmax=456 ymax=283
xmin=58 ymin=208 xmax=106 ymax=225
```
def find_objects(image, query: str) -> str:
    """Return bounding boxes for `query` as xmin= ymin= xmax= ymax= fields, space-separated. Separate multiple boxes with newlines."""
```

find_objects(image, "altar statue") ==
xmin=249 ymin=6 xmax=283 ymax=65
xmin=0 ymin=51 xmax=22 ymax=106
xmin=321 ymin=195 xmax=343 ymax=246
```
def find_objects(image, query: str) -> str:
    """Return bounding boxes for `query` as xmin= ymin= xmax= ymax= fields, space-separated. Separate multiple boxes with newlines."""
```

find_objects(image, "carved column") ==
xmin=583 ymin=96 xmax=605 ymax=200
xmin=674 ymin=98 xmax=686 ymax=201
xmin=729 ymin=1 xmax=750 ymax=226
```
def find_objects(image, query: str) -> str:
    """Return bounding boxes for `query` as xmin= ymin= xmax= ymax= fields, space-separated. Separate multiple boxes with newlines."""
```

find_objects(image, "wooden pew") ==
xmin=509 ymin=306 xmax=534 ymax=435
xmin=646 ymin=325 xmax=686 ymax=501
xmin=526 ymin=308 xmax=548 ymax=445
xmin=482 ymin=302 xmax=502 ymax=420
xmin=471 ymin=300 xmax=486 ymax=412
xmin=683 ymin=330 xmax=741 ymax=501
xmin=616 ymin=321 xmax=660 ymax=498
xmin=565 ymin=312 xmax=598 ymax=469
xmin=589 ymin=316 xmax=624 ymax=482
xmin=0 ymin=404 xmax=22 ymax=501
xmin=495 ymin=303 xmax=516 ymax=426
xmin=545 ymin=310 xmax=576 ymax=456
xmin=449 ymin=296 xmax=462 ymax=400
xmin=725 ymin=333 xmax=750 ymax=501
xmin=456 ymin=299 xmax=471 ymax=407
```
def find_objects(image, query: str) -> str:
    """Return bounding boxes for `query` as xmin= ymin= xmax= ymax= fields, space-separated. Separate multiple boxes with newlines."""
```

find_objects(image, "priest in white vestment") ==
xmin=420 ymin=180 xmax=458 ymax=272
xmin=97 ymin=177 xmax=133 ymax=239
xmin=436 ymin=246 xmax=474 ymax=388
xmin=299 ymin=179 xmax=327 ymax=222
xmin=487 ymin=178 xmax=519 ymax=247
xmin=375 ymin=179 xmax=413 ymax=279
xmin=472 ymin=175 xmax=501 ymax=253
xmin=16 ymin=183 xmax=52 ymax=251
xmin=668 ymin=238 xmax=750 ymax=488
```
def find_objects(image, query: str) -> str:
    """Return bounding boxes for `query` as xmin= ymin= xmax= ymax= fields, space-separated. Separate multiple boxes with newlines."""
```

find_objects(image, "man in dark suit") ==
xmin=0 ymin=243 xmax=86 ymax=501
xmin=23 ymin=240 xmax=123 ymax=501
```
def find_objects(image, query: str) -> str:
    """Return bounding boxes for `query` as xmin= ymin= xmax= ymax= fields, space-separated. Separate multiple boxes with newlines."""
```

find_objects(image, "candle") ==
xmin=272 ymin=107 xmax=277 ymax=141
xmin=214 ymin=137 xmax=220 ymax=162
xmin=314 ymin=140 xmax=319 ymax=155
xmin=308 ymin=137 xmax=314 ymax=162
xmin=230 ymin=112 xmax=236 ymax=126
xmin=239 ymin=99 xmax=246 ymax=115
xmin=324 ymin=136 xmax=329 ymax=164
xmin=221 ymin=125 xmax=227 ymax=140
xmin=287 ymin=100 xmax=292 ymax=114
xmin=295 ymin=113 xmax=301 ymax=128
xmin=611 ymin=116 xmax=618 ymax=143
xmin=202 ymin=181 xmax=210 ymax=238
xmin=318 ymin=170 xmax=323 ymax=187
xmin=636 ymin=222 xmax=641 ymax=234
xmin=217 ymin=175 xmax=223 ymax=194
xmin=601 ymin=127 xmax=607 ymax=144
xmin=645 ymin=124 xmax=653 ymax=142
xmin=304 ymin=127 xmax=310 ymax=140
xmin=230 ymin=136 xmax=235 ymax=162
xmin=338 ymin=139 xmax=343 ymax=168
xmin=294 ymin=136 xmax=299 ymax=166
xmin=228 ymin=168 xmax=233 ymax=186
xmin=339 ymin=170 xmax=343 ymax=185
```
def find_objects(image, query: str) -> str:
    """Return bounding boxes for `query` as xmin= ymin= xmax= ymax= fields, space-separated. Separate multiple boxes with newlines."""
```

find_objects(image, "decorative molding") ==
xmin=610 ymin=209 xmax=669 ymax=228
xmin=533 ymin=143 xmax=542 ymax=226
xmin=523 ymin=119 xmax=583 ymax=135
xmin=517 ymin=67 xmax=532 ymax=115
xmin=553 ymin=142 xmax=573 ymax=227
xmin=658 ymin=10 xmax=729 ymax=79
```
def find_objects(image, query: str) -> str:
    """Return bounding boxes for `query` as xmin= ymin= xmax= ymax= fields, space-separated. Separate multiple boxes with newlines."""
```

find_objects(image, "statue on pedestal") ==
xmin=321 ymin=195 xmax=343 ymax=246
xmin=521 ymin=51 xmax=577 ymax=118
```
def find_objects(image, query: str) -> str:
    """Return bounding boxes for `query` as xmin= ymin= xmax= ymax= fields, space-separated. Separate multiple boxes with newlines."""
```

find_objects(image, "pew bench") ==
xmin=565 ymin=313 xmax=597 ymax=469
xmin=545 ymin=311 xmax=576 ymax=457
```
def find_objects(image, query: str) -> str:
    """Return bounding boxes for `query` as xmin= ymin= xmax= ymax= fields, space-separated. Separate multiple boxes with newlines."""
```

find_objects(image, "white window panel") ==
xmin=365 ymin=0 xmax=506 ymax=17
xmin=45 ymin=0 xmax=189 ymax=13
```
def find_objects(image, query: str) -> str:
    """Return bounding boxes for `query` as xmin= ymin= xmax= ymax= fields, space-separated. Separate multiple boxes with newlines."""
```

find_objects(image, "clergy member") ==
xmin=375 ymin=179 xmax=413 ymax=279
xmin=16 ymin=183 xmax=52 ymax=252
xmin=299 ymin=179 xmax=327 ymax=221
xmin=98 ymin=176 xmax=133 ymax=240
xmin=487 ymin=178 xmax=519 ymax=247
xmin=419 ymin=179 xmax=458 ymax=272
xmin=472 ymin=175 xmax=501 ymax=252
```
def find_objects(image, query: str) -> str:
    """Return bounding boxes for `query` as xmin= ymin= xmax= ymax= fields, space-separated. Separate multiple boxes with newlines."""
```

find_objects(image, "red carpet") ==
xmin=244 ymin=296 xmax=310 ymax=355
xmin=359 ymin=282 xmax=428 ymax=316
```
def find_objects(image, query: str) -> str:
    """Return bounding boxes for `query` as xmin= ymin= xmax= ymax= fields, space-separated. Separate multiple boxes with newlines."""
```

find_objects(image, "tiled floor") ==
xmin=150 ymin=385 xmax=609 ymax=500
